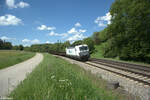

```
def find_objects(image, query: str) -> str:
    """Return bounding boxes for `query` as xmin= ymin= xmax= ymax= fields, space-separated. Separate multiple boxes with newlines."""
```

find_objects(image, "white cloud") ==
xmin=46 ymin=23 xmax=87 ymax=41
xmin=31 ymin=39 xmax=40 ymax=44
xmin=0 ymin=14 xmax=22 ymax=26
xmin=0 ymin=36 xmax=16 ymax=40
xmin=6 ymin=0 xmax=29 ymax=9
xmin=66 ymin=27 xmax=87 ymax=41
xmin=22 ymin=39 xmax=30 ymax=43
xmin=49 ymin=31 xmax=55 ymax=36
xmin=48 ymin=31 xmax=68 ymax=37
xmin=97 ymin=23 xmax=106 ymax=27
xmin=22 ymin=38 xmax=41 ymax=45
xmin=16 ymin=1 xmax=29 ymax=8
xmin=67 ymin=28 xmax=77 ymax=34
xmin=45 ymin=41 xmax=54 ymax=44
xmin=67 ymin=34 xmax=85 ymax=42
xmin=75 ymin=22 xmax=81 ymax=27
xmin=68 ymin=28 xmax=86 ymax=34
xmin=46 ymin=41 xmax=50 ymax=44
xmin=95 ymin=12 xmax=112 ymax=27
xmin=6 ymin=0 xmax=15 ymax=8
xmin=1 ymin=36 xmax=9 ymax=40
xmin=79 ymin=29 xmax=86 ymax=33
xmin=37 ymin=25 xmax=56 ymax=31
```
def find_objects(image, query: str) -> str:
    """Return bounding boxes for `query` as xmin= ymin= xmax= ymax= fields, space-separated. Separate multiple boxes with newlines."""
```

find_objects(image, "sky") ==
xmin=0 ymin=0 xmax=114 ymax=46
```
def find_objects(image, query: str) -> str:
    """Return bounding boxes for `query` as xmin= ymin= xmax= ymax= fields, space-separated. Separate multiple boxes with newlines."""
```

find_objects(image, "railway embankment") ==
xmin=58 ymin=55 xmax=150 ymax=100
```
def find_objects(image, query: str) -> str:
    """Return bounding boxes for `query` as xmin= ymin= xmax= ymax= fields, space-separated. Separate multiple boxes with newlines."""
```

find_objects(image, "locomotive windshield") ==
xmin=79 ymin=46 xmax=88 ymax=51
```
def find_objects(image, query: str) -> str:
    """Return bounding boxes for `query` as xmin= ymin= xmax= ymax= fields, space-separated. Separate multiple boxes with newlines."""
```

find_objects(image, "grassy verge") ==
xmin=0 ymin=50 xmax=35 ymax=69
xmin=10 ymin=53 xmax=126 ymax=100
xmin=91 ymin=45 xmax=150 ymax=67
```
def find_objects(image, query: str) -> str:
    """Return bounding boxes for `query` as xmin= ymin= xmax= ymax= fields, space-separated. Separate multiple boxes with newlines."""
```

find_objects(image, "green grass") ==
xmin=91 ymin=44 xmax=105 ymax=58
xmin=10 ymin=53 xmax=126 ymax=100
xmin=91 ymin=45 xmax=150 ymax=67
xmin=0 ymin=50 xmax=35 ymax=69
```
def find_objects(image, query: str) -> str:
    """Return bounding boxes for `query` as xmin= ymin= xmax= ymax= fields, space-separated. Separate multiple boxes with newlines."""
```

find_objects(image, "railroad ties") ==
xmin=87 ymin=59 xmax=150 ymax=86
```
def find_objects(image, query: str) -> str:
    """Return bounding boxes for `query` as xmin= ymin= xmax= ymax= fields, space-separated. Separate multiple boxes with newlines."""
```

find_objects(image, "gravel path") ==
xmin=0 ymin=53 xmax=43 ymax=97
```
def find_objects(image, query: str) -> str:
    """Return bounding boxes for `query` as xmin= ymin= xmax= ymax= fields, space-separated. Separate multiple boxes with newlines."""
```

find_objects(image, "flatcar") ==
xmin=66 ymin=44 xmax=90 ymax=61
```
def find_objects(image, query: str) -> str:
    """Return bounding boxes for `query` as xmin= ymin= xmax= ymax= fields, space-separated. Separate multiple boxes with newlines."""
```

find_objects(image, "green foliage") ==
xmin=0 ymin=39 xmax=12 ymax=50
xmin=13 ymin=45 xmax=24 ymax=51
xmin=28 ymin=44 xmax=52 ymax=52
xmin=24 ymin=41 xmax=71 ymax=53
xmin=19 ymin=45 xmax=24 ymax=51
xmin=98 ymin=28 xmax=109 ymax=43
xmin=96 ymin=0 xmax=150 ymax=63
xmin=63 ymin=41 xmax=71 ymax=48
xmin=83 ymin=37 xmax=95 ymax=53
xmin=92 ymin=28 xmax=110 ymax=45
xmin=93 ymin=32 xmax=101 ymax=45
xmin=10 ymin=54 xmax=120 ymax=100
xmin=72 ymin=40 xmax=83 ymax=46
xmin=25 ymin=39 xmax=95 ymax=54
xmin=12 ymin=46 xmax=20 ymax=50
xmin=91 ymin=44 xmax=105 ymax=58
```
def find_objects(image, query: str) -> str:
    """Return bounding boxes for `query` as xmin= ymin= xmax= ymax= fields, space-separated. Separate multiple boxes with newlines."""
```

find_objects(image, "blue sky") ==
xmin=0 ymin=0 xmax=114 ymax=46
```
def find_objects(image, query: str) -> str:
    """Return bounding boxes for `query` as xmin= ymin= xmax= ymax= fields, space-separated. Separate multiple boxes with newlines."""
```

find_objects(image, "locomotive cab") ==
xmin=78 ymin=45 xmax=90 ymax=60
xmin=66 ymin=44 xmax=90 ymax=61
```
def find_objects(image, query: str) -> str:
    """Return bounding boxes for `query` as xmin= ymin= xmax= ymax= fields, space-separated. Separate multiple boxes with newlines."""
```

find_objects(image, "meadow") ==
xmin=10 ymin=53 xmax=127 ymax=100
xmin=0 ymin=50 xmax=35 ymax=69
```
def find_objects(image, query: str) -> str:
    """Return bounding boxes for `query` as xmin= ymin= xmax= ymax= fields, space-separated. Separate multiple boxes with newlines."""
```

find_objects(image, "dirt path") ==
xmin=0 ymin=53 xmax=43 ymax=97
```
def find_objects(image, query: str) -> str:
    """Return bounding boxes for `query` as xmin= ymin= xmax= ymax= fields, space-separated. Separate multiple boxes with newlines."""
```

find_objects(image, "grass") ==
xmin=91 ymin=44 xmax=105 ymax=58
xmin=91 ymin=45 xmax=150 ymax=67
xmin=9 ymin=53 xmax=126 ymax=100
xmin=0 ymin=50 xmax=35 ymax=69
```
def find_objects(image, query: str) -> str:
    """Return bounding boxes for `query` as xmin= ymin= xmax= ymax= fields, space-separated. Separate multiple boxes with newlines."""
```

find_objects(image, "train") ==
xmin=66 ymin=44 xmax=90 ymax=61
xmin=49 ymin=44 xmax=90 ymax=61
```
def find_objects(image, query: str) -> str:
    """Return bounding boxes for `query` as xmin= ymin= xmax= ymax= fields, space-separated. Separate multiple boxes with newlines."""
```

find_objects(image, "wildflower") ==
xmin=51 ymin=75 xmax=55 ymax=79
xmin=59 ymin=79 xmax=66 ymax=82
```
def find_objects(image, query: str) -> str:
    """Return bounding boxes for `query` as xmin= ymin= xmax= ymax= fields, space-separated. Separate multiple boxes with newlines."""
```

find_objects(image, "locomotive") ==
xmin=66 ymin=44 xmax=90 ymax=61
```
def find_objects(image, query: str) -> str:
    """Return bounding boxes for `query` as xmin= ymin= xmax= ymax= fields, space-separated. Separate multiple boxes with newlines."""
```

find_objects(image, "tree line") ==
xmin=0 ymin=39 xmax=12 ymax=50
xmin=24 ymin=37 xmax=95 ymax=54
xmin=0 ymin=37 xmax=95 ymax=54
xmin=0 ymin=39 xmax=24 ymax=50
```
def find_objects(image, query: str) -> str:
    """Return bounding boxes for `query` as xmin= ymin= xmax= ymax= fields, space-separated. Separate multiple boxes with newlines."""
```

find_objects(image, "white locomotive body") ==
xmin=66 ymin=44 xmax=90 ymax=61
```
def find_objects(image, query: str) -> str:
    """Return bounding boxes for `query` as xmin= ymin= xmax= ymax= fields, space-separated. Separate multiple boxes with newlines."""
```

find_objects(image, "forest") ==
xmin=92 ymin=0 xmax=150 ymax=63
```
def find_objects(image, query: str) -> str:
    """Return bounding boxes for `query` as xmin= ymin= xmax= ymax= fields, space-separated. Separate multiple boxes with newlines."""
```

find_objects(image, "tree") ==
xmin=0 ymin=39 xmax=12 ymax=50
xmin=0 ymin=39 xmax=4 ymax=49
xmin=93 ymin=32 xmax=101 ymax=45
xmin=3 ymin=42 xmax=12 ymax=49
xmin=12 ymin=46 xmax=19 ymax=50
xmin=63 ymin=41 xmax=70 ymax=48
xmin=72 ymin=40 xmax=83 ymax=46
xmin=105 ymin=0 xmax=150 ymax=62
xmin=62 ymin=41 xmax=71 ymax=51
xmin=83 ymin=37 xmax=95 ymax=53
xmin=19 ymin=45 xmax=24 ymax=51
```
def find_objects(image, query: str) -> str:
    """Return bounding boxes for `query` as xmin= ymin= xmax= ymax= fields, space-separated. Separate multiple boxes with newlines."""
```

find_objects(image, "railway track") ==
xmin=87 ymin=58 xmax=150 ymax=86
xmin=51 ymin=52 xmax=150 ymax=86
xmin=52 ymin=53 xmax=150 ymax=100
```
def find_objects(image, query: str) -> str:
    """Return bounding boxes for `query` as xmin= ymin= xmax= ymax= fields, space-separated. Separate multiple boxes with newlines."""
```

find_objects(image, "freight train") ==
xmin=49 ymin=44 xmax=90 ymax=61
